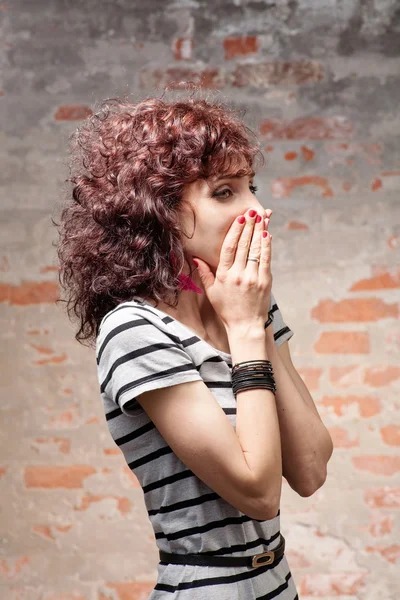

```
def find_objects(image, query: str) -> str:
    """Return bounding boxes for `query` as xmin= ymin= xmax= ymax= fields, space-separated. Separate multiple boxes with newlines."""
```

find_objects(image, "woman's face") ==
xmin=180 ymin=171 xmax=267 ymax=274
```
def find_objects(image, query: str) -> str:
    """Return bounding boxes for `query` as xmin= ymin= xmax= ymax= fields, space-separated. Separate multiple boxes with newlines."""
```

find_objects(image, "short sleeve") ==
xmin=269 ymin=291 xmax=294 ymax=347
xmin=96 ymin=306 xmax=203 ymax=416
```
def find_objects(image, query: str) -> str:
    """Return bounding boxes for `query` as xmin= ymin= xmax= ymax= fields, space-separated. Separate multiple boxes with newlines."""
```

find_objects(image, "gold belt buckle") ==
xmin=251 ymin=550 xmax=274 ymax=568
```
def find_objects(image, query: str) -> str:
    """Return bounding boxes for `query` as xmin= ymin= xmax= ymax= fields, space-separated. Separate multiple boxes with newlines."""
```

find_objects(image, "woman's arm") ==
xmin=265 ymin=325 xmax=334 ymax=497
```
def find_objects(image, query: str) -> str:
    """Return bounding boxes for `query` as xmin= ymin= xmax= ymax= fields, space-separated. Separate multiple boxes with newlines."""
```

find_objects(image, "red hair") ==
xmin=55 ymin=87 xmax=264 ymax=347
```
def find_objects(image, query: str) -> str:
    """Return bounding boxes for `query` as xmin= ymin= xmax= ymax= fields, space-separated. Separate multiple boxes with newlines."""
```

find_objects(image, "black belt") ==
xmin=159 ymin=534 xmax=285 ymax=569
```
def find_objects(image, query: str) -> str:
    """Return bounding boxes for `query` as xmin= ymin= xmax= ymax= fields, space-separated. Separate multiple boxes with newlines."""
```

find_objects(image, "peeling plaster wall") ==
xmin=0 ymin=1 xmax=399 ymax=599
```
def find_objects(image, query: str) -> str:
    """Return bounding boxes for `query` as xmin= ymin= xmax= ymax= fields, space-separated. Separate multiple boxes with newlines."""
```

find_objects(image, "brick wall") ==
xmin=0 ymin=1 xmax=399 ymax=599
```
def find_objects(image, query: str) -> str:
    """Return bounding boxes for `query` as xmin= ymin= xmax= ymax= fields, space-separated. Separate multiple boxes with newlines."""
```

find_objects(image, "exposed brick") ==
xmin=352 ymin=455 xmax=400 ymax=476
xmin=365 ymin=544 xmax=400 ymax=564
xmin=104 ymin=447 xmax=122 ymax=455
xmin=54 ymin=105 xmax=92 ymax=120
xmin=299 ymin=572 xmax=367 ymax=596
xmin=223 ymin=36 xmax=259 ymax=59
xmin=139 ymin=67 xmax=223 ymax=89
xmin=296 ymin=367 xmax=322 ymax=390
xmin=371 ymin=177 xmax=383 ymax=191
xmin=284 ymin=151 xmax=298 ymax=160
xmin=301 ymin=145 xmax=315 ymax=161
xmin=364 ymin=487 xmax=400 ymax=508
xmin=368 ymin=514 xmax=394 ymax=537
xmin=328 ymin=426 xmax=359 ymax=447
xmin=322 ymin=395 xmax=380 ymax=417
xmin=286 ymin=220 xmax=309 ymax=230
xmin=24 ymin=465 xmax=96 ymax=488
xmin=99 ymin=581 xmax=156 ymax=600
xmin=314 ymin=332 xmax=370 ymax=354
xmin=74 ymin=494 xmax=132 ymax=515
xmin=31 ymin=437 xmax=71 ymax=455
xmin=0 ymin=556 xmax=31 ymax=581
xmin=272 ymin=176 xmax=334 ymax=198
xmin=0 ymin=281 xmax=59 ymax=305
xmin=260 ymin=116 xmax=353 ymax=140
xmin=388 ymin=235 xmax=399 ymax=249
xmin=311 ymin=298 xmax=398 ymax=322
xmin=173 ymin=37 xmax=193 ymax=61
xmin=232 ymin=61 xmax=324 ymax=87
xmin=380 ymin=425 xmax=400 ymax=447
xmin=33 ymin=353 xmax=68 ymax=366
xmin=364 ymin=366 xmax=400 ymax=387
xmin=329 ymin=365 xmax=362 ymax=387
xmin=350 ymin=269 xmax=400 ymax=290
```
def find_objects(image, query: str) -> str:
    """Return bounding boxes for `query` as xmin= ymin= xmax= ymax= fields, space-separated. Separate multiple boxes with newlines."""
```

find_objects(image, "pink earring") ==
xmin=170 ymin=251 xmax=203 ymax=294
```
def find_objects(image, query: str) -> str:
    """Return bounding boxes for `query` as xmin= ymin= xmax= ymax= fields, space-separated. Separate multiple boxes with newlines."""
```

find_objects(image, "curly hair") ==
xmin=55 ymin=85 xmax=265 ymax=347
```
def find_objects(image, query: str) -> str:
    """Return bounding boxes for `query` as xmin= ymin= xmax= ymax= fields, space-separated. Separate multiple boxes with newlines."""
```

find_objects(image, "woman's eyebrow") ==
xmin=215 ymin=170 xmax=256 ymax=182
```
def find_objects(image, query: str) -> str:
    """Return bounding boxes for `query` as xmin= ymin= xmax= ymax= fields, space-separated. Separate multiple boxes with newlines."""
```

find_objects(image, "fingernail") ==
xmin=249 ymin=209 xmax=257 ymax=218
xmin=255 ymin=215 xmax=262 ymax=223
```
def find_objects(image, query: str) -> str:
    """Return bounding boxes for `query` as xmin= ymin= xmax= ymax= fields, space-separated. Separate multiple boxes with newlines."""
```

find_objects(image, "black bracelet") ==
xmin=231 ymin=359 xmax=277 ymax=399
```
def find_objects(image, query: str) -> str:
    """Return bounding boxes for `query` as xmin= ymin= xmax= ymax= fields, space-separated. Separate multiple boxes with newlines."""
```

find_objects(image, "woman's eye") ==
xmin=214 ymin=185 xmax=258 ymax=199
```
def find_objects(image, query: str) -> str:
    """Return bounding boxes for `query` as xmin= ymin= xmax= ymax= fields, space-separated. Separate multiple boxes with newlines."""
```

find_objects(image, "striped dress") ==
xmin=96 ymin=292 xmax=299 ymax=600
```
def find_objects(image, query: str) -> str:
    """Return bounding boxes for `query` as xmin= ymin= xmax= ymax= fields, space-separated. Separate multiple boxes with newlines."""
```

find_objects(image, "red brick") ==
xmin=139 ymin=67 xmax=223 ymax=89
xmin=99 ymin=582 xmax=156 ymax=600
xmin=286 ymin=220 xmax=309 ymax=230
xmin=296 ymin=367 xmax=322 ymax=390
xmin=233 ymin=61 xmax=324 ymax=87
xmin=74 ymin=494 xmax=132 ymax=515
xmin=350 ymin=269 xmax=400 ymax=290
xmin=260 ymin=116 xmax=353 ymax=139
xmin=301 ymin=145 xmax=315 ymax=161
xmin=329 ymin=365 xmax=361 ymax=387
xmin=0 ymin=281 xmax=59 ymax=305
xmin=364 ymin=366 xmax=400 ymax=387
xmin=368 ymin=514 xmax=394 ymax=536
xmin=32 ymin=437 xmax=71 ymax=454
xmin=173 ymin=37 xmax=193 ymax=60
xmin=284 ymin=151 xmax=298 ymax=160
xmin=299 ymin=572 xmax=366 ymax=596
xmin=272 ymin=175 xmax=333 ymax=198
xmin=314 ymin=332 xmax=370 ymax=354
xmin=311 ymin=298 xmax=398 ymax=322
xmin=54 ymin=105 xmax=92 ymax=120
xmin=0 ymin=556 xmax=31 ymax=581
xmin=223 ymin=36 xmax=259 ymax=59
xmin=352 ymin=455 xmax=400 ymax=476
xmin=24 ymin=465 xmax=96 ymax=488
xmin=322 ymin=395 xmax=380 ymax=417
xmin=328 ymin=426 xmax=359 ymax=447
xmin=371 ymin=177 xmax=383 ymax=191
xmin=365 ymin=544 xmax=400 ymax=563
xmin=380 ymin=425 xmax=400 ymax=447
xmin=365 ymin=487 xmax=400 ymax=508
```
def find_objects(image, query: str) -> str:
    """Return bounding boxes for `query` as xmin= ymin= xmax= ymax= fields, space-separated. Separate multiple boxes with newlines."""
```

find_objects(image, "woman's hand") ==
xmin=193 ymin=207 xmax=273 ymax=331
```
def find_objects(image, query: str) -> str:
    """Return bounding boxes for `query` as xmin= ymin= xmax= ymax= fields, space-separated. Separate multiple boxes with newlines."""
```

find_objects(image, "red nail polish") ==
xmin=249 ymin=210 xmax=256 ymax=218
xmin=237 ymin=215 xmax=245 ymax=224
xmin=255 ymin=215 xmax=262 ymax=223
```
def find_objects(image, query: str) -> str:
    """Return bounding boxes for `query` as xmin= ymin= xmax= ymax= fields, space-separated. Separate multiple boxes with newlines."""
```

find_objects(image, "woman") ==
xmin=57 ymin=88 xmax=333 ymax=599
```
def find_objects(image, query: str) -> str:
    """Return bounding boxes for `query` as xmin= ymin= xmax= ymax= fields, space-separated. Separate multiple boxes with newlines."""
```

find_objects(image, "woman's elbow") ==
xmin=298 ymin=468 xmax=328 ymax=497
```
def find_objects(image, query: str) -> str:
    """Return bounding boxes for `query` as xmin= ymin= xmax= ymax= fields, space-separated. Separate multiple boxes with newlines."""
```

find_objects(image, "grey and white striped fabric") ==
xmin=96 ymin=292 xmax=298 ymax=599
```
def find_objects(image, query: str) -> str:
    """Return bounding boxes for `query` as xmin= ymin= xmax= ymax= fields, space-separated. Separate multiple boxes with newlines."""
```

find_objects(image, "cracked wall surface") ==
xmin=0 ymin=1 xmax=399 ymax=599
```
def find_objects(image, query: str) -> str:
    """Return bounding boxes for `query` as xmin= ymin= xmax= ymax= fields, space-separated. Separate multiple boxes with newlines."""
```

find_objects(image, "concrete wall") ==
xmin=1 ymin=1 xmax=399 ymax=599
